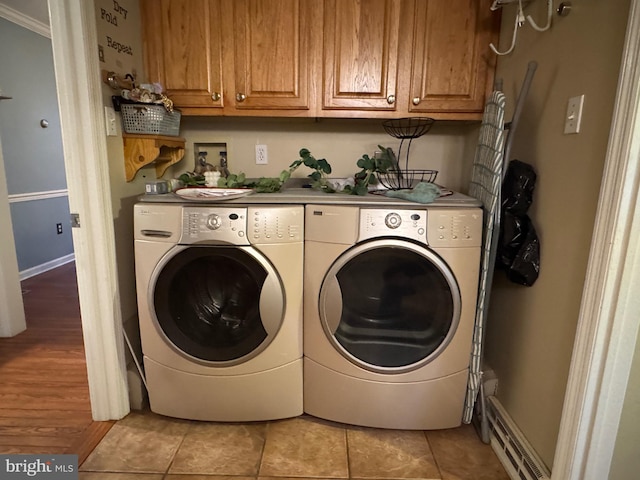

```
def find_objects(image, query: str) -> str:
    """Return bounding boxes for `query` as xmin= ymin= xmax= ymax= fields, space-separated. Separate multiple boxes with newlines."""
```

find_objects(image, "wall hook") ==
xmin=490 ymin=0 xmax=558 ymax=56
xmin=125 ymin=73 xmax=136 ymax=89
xmin=557 ymin=2 xmax=572 ymax=16
xmin=526 ymin=0 xmax=553 ymax=32
xmin=490 ymin=0 xmax=526 ymax=56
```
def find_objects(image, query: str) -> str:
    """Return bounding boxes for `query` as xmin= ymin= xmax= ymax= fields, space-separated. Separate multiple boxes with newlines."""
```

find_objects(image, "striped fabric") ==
xmin=463 ymin=91 xmax=507 ymax=424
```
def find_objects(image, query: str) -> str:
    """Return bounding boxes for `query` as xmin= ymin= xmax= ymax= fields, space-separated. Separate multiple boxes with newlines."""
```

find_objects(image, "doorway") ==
xmin=0 ymin=17 xmax=74 ymax=283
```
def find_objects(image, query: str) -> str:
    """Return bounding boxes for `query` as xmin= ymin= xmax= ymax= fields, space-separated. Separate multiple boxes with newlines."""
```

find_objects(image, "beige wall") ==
xmin=177 ymin=118 xmax=479 ymax=193
xmin=484 ymin=0 xmax=631 ymax=470
xmin=94 ymin=0 xmax=147 ymax=325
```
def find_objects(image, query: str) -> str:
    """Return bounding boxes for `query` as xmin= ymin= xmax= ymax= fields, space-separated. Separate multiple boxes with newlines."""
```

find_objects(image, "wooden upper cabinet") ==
xmin=226 ymin=0 xmax=316 ymax=111
xmin=322 ymin=0 xmax=401 ymax=111
xmin=141 ymin=0 xmax=223 ymax=109
xmin=408 ymin=0 xmax=498 ymax=115
xmin=139 ymin=0 xmax=500 ymax=118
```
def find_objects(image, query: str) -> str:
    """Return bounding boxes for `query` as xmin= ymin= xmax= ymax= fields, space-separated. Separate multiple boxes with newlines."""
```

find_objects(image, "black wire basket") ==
xmin=382 ymin=117 xmax=435 ymax=139
xmin=377 ymin=169 xmax=438 ymax=190
xmin=378 ymin=117 xmax=437 ymax=190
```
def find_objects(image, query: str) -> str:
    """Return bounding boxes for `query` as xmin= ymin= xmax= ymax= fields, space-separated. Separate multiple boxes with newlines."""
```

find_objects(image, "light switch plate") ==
xmin=564 ymin=95 xmax=584 ymax=134
xmin=104 ymin=106 xmax=117 ymax=136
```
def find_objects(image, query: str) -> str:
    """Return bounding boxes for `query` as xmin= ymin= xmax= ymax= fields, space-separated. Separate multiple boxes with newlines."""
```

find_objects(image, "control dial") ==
xmin=385 ymin=212 xmax=402 ymax=229
xmin=206 ymin=214 xmax=222 ymax=230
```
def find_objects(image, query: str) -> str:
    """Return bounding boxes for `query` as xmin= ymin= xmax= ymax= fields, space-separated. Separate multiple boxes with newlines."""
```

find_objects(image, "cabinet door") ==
xmin=322 ymin=0 xmax=401 ymax=111
xmin=141 ymin=0 xmax=223 ymax=109
xmin=228 ymin=0 xmax=314 ymax=111
xmin=408 ymin=0 xmax=497 ymax=115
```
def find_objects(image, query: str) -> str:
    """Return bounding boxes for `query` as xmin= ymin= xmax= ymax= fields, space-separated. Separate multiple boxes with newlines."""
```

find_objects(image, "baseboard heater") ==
xmin=485 ymin=395 xmax=551 ymax=480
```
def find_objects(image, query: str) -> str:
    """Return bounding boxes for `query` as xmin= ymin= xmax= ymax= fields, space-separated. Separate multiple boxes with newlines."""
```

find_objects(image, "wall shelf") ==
xmin=122 ymin=134 xmax=185 ymax=182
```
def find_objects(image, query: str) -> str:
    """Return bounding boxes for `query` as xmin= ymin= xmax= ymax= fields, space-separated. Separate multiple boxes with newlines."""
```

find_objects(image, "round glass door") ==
xmin=151 ymin=245 xmax=284 ymax=365
xmin=319 ymin=239 xmax=461 ymax=373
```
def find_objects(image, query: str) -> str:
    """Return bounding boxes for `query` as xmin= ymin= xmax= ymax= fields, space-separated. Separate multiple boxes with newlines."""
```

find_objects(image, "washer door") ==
xmin=319 ymin=239 xmax=461 ymax=373
xmin=150 ymin=245 xmax=284 ymax=365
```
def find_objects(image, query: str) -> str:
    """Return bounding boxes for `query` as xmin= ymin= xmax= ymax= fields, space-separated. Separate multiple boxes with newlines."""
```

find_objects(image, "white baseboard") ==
xmin=20 ymin=254 xmax=75 ymax=281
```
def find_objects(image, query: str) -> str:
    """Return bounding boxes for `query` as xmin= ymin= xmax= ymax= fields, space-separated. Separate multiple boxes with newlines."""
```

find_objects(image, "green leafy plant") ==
xmin=217 ymin=148 xmax=336 ymax=193
xmin=219 ymin=171 xmax=284 ymax=193
xmin=343 ymin=145 xmax=395 ymax=196
xmin=289 ymin=148 xmax=335 ymax=192
xmin=210 ymin=146 xmax=395 ymax=196
xmin=178 ymin=172 xmax=205 ymax=186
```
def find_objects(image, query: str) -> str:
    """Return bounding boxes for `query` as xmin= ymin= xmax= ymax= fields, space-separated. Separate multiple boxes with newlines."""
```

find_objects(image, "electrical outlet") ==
xmin=564 ymin=95 xmax=585 ymax=134
xmin=255 ymin=144 xmax=268 ymax=164
xmin=56 ymin=223 xmax=63 ymax=234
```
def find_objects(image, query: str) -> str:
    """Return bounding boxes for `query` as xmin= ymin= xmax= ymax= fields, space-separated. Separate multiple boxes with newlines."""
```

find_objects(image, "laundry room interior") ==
xmin=0 ymin=0 xmax=638 ymax=479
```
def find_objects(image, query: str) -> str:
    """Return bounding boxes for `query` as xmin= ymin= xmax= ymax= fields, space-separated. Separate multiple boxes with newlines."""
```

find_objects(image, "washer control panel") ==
xmin=248 ymin=206 xmax=304 ymax=244
xmin=180 ymin=206 xmax=304 ymax=245
xmin=181 ymin=207 xmax=249 ymax=244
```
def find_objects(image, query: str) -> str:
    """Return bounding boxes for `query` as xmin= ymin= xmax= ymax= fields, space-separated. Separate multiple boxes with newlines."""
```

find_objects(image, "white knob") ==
xmin=385 ymin=213 xmax=402 ymax=229
xmin=206 ymin=214 xmax=222 ymax=230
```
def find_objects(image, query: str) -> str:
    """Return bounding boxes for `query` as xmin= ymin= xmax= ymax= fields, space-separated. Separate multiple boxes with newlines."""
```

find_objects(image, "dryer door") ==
xmin=319 ymin=239 xmax=461 ymax=373
xmin=150 ymin=245 xmax=284 ymax=365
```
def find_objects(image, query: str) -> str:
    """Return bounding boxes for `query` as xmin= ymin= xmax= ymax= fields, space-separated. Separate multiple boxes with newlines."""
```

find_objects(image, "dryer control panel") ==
xmin=181 ymin=207 xmax=249 ymax=245
xmin=427 ymin=208 xmax=482 ymax=248
xmin=359 ymin=209 xmax=427 ymax=243
xmin=358 ymin=207 xmax=482 ymax=248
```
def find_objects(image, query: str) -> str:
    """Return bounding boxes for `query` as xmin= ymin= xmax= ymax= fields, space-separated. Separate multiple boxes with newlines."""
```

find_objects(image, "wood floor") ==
xmin=0 ymin=262 xmax=113 ymax=463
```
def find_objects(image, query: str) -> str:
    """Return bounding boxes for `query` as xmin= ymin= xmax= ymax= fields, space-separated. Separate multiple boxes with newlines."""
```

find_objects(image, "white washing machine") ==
xmin=134 ymin=203 xmax=303 ymax=421
xmin=303 ymin=204 xmax=482 ymax=429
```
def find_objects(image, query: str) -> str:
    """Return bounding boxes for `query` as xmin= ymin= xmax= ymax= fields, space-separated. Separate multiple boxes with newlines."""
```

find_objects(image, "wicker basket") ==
xmin=121 ymin=104 xmax=181 ymax=136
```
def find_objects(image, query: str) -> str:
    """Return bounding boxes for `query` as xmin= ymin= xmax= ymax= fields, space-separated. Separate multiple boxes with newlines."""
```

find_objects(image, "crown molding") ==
xmin=0 ymin=3 xmax=50 ymax=38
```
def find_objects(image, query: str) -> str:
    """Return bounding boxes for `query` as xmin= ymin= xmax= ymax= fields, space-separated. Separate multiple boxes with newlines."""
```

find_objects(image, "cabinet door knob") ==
xmin=387 ymin=94 xmax=396 ymax=104
xmin=412 ymin=97 xmax=421 ymax=105
xmin=236 ymin=93 xmax=246 ymax=102
xmin=211 ymin=92 xmax=221 ymax=101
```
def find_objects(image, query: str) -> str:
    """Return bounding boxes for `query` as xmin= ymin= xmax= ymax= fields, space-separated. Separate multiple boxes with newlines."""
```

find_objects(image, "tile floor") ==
xmin=79 ymin=410 xmax=510 ymax=480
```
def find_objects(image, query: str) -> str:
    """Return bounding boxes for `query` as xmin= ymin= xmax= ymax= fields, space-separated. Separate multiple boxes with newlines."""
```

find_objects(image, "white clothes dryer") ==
xmin=134 ymin=203 xmax=303 ymax=421
xmin=303 ymin=204 xmax=482 ymax=429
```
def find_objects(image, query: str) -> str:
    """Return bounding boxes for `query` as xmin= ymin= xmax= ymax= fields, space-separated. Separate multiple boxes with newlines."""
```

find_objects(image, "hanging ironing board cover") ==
xmin=463 ymin=91 xmax=507 ymax=423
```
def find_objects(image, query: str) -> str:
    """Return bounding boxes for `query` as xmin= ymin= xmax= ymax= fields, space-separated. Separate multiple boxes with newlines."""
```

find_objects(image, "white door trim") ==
xmin=48 ymin=0 xmax=129 ymax=420
xmin=552 ymin=0 xmax=640 ymax=477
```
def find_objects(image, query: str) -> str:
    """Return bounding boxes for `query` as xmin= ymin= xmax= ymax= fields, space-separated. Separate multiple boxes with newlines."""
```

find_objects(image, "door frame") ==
xmin=48 ymin=0 xmax=129 ymax=420
xmin=46 ymin=0 xmax=640 ymax=475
